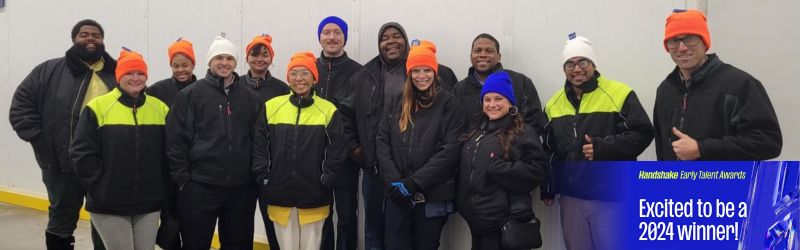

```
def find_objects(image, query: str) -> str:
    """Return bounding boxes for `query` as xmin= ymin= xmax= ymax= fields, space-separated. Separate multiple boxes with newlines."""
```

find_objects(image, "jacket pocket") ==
xmin=31 ymin=133 xmax=52 ymax=169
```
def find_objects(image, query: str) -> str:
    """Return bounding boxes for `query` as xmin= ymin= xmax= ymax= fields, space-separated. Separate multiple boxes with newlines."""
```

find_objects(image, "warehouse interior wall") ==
xmin=0 ymin=0 xmax=796 ymax=249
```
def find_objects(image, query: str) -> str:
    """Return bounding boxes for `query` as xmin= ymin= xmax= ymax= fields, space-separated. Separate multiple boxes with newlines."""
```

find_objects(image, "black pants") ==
xmin=362 ymin=172 xmax=386 ymax=250
xmin=384 ymin=199 xmax=449 ymax=250
xmin=258 ymin=188 xmax=280 ymax=250
xmin=471 ymin=230 xmax=503 ymax=250
xmin=179 ymin=181 xmax=257 ymax=250
xmin=41 ymin=169 xmax=105 ymax=249
xmin=320 ymin=159 xmax=360 ymax=250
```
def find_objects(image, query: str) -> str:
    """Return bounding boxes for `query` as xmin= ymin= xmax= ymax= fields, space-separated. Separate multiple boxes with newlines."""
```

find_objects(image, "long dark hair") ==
xmin=460 ymin=112 xmax=525 ymax=160
xmin=398 ymin=75 xmax=441 ymax=132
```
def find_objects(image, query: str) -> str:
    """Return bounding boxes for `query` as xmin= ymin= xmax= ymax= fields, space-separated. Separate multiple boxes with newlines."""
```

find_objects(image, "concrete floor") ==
xmin=0 ymin=202 xmax=181 ymax=250
xmin=0 ymin=201 xmax=97 ymax=249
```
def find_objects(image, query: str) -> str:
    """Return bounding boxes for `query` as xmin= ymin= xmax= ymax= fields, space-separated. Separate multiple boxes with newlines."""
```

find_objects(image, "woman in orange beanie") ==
xmin=252 ymin=52 xmax=347 ymax=250
xmin=375 ymin=40 xmax=466 ymax=250
xmin=71 ymin=47 xmax=170 ymax=250
xmin=146 ymin=38 xmax=197 ymax=107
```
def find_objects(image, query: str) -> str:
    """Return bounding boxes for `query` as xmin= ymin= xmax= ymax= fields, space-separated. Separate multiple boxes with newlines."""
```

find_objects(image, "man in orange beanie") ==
xmin=147 ymin=38 xmax=198 ymax=107
xmin=653 ymin=9 xmax=782 ymax=161
xmin=243 ymin=34 xmax=290 ymax=107
xmin=315 ymin=16 xmax=364 ymax=250
xmin=244 ymin=34 xmax=289 ymax=250
xmin=10 ymin=19 xmax=113 ymax=250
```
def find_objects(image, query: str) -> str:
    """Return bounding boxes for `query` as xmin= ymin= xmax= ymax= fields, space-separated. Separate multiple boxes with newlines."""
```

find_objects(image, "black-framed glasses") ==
xmin=564 ymin=59 xmax=591 ymax=71
xmin=666 ymin=35 xmax=701 ymax=49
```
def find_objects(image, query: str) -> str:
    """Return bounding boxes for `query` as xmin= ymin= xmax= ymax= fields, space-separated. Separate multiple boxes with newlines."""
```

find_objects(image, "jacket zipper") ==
xmin=406 ymin=121 xmax=416 ymax=177
xmin=219 ymin=105 xmax=225 ymax=132
xmin=571 ymin=95 xmax=582 ymax=160
xmin=679 ymin=92 xmax=688 ymax=131
xmin=68 ymin=72 xmax=92 ymax=156
xmin=292 ymin=103 xmax=302 ymax=205
xmin=226 ymin=96 xmax=232 ymax=182
xmin=324 ymin=61 xmax=332 ymax=99
xmin=468 ymin=131 xmax=486 ymax=214
xmin=470 ymin=131 xmax=486 ymax=181
xmin=132 ymin=103 xmax=140 ymax=213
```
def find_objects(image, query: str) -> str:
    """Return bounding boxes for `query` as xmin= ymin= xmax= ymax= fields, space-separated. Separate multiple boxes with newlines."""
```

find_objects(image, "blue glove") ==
xmin=391 ymin=182 xmax=416 ymax=208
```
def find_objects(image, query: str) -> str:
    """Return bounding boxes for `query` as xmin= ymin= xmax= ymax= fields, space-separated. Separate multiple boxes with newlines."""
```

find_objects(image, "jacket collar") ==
xmin=289 ymin=90 xmax=316 ymax=109
xmin=667 ymin=53 xmax=723 ymax=90
xmin=204 ymin=69 xmax=241 ymax=92
xmin=114 ymin=87 xmax=146 ymax=108
xmin=244 ymin=70 xmax=274 ymax=89
xmin=480 ymin=114 xmax=511 ymax=134
xmin=564 ymin=71 xmax=601 ymax=107
xmin=171 ymin=74 xmax=197 ymax=90
xmin=318 ymin=51 xmax=352 ymax=67
xmin=466 ymin=63 xmax=506 ymax=87
xmin=65 ymin=46 xmax=117 ymax=77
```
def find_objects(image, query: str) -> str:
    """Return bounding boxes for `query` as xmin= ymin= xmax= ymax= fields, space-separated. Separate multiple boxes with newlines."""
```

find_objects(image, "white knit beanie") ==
xmin=562 ymin=35 xmax=597 ymax=67
xmin=206 ymin=36 xmax=238 ymax=66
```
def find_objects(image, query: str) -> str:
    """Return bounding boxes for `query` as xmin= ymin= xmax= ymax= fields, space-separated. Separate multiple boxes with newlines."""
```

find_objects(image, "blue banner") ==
xmin=617 ymin=161 xmax=799 ymax=250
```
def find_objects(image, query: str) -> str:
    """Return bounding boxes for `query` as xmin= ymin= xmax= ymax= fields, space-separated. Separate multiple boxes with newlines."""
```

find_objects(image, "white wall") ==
xmin=1 ymin=0 xmax=796 ymax=249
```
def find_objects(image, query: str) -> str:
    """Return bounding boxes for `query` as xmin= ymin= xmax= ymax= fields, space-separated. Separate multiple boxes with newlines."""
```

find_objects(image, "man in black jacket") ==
xmin=654 ymin=10 xmax=782 ymax=161
xmin=542 ymin=34 xmax=652 ymax=250
xmin=453 ymin=33 xmax=546 ymax=132
xmin=166 ymin=36 xmax=263 ymax=250
xmin=315 ymin=16 xmax=363 ymax=250
xmin=336 ymin=21 xmax=407 ymax=250
xmin=9 ymin=19 xmax=111 ymax=250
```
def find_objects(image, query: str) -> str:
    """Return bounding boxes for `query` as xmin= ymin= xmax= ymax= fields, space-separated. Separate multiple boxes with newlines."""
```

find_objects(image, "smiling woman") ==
xmin=375 ymin=40 xmax=467 ymax=250
xmin=145 ymin=38 xmax=197 ymax=108
xmin=70 ymin=47 xmax=169 ymax=250
xmin=253 ymin=51 xmax=347 ymax=250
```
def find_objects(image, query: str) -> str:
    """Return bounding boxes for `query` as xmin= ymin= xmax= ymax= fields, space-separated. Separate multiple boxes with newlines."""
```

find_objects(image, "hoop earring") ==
xmin=508 ymin=106 xmax=519 ymax=116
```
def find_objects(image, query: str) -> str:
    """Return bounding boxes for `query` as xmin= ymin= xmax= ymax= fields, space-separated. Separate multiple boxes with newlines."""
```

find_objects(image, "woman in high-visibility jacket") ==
xmin=71 ymin=47 xmax=170 ymax=250
xmin=252 ymin=52 xmax=347 ymax=250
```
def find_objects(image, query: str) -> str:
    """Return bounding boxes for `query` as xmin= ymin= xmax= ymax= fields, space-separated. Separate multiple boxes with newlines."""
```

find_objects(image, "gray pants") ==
xmin=89 ymin=210 xmax=160 ymax=250
xmin=559 ymin=195 xmax=623 ymax=250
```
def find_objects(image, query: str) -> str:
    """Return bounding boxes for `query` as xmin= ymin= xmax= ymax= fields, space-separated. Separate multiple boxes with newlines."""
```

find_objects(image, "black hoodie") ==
xmin=10 ymin=46 xmax=117 ymax=172
xmin=335 ymin=22 xmax=410 ymax=175
xmin=653 ymin=54 xmax=782 ymax=160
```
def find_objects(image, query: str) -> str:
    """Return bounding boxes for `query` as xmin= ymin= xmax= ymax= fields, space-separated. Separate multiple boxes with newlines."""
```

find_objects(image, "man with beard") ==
xmin=9 ymin=19 xmax=113 ymax=250
xmin=653 ymin=10 xmax=782 ymax=161
xmin=332 ymin=22 xmax=405 ymax=250
xmin=166 ymin=35 xmax=263 ymax=250
xmin=452 ymin=33 xmax=546 ymax=132
xmin=541 ymin=34 xmax=652 ymax=250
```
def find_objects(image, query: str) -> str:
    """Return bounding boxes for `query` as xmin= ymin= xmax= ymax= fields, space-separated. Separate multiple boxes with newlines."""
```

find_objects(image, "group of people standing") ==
xmin=9 ymin=9 xmax=782 ymax=250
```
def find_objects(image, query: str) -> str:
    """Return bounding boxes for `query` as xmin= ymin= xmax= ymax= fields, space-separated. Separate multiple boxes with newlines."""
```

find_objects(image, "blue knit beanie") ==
xmin=318 ymin=16 xmax=348 ymax=44
xmin=480 ymin=72 xmax=516 ymax=106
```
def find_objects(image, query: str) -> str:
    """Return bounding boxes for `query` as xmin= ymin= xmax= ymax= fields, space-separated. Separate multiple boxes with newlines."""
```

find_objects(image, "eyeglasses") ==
xmin=564 ymin=59 xmax=591 ymax=71
xmin=666 ymin=35 xmax=701 ymax=49
xmin=289 ymin=70 xmax=313 ymax=78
